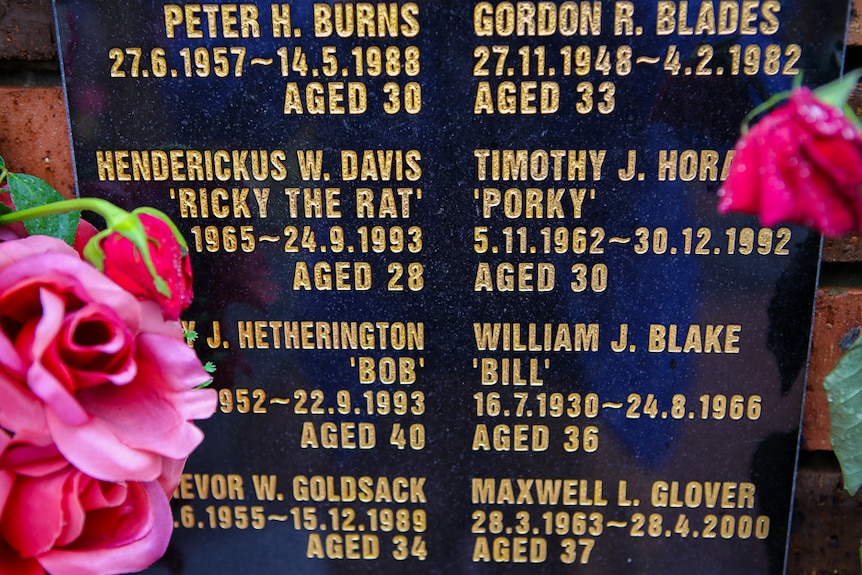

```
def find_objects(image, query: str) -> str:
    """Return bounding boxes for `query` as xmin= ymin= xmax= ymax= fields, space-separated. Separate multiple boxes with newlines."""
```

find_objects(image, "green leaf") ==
xmin=6 ymin=173 xmax=79 ymax=246
xmin=814 ymin=69 xmax=862 ymax=108
xmin=0 ymin=202 xmax=12 ymax=217
xmin=197 ymin=362 xmax=216 ymax=389
xmin=823 ymin=334 xmax=862 ymax=494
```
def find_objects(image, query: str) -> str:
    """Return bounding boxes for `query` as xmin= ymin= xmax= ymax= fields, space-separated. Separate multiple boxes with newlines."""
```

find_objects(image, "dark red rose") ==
xmin=99 ymin=213 xmax=193 ymax=320
xmin=718 ymin=88 xmax=862 ymax=236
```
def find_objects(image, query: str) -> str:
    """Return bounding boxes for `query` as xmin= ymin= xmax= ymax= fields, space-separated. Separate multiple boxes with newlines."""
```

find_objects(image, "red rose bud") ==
xmin=718 ymin=87 xmax=862 ymax=237
xmin=73 ymin=217 xmax=98 ymax=255
xmin=97 ymin=212 xmax=193 ymax=320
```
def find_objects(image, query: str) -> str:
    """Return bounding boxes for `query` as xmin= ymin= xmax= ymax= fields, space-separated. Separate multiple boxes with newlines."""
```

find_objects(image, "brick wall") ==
xmin=0 ymin=0 xmax=73 ymax=195
xmin=2 ymin=1 xmax=861 ymax=572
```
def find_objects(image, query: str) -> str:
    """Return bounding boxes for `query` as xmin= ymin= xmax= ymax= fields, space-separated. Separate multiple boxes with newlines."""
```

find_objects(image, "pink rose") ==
xmin=99 ymin=213 xmax=193 ymax=320
xmin=718 ymin=88 xmax=862 ymax=236
xmin=0 ymin=235 xmax=215 ymax=483
xmin=0 ymin=430 xmax=172 ymax=575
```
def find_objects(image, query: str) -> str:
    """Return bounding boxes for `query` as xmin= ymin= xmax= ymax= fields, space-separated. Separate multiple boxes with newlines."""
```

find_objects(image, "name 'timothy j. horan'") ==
xmin=474 ymin=322 xmax=742 ymax=353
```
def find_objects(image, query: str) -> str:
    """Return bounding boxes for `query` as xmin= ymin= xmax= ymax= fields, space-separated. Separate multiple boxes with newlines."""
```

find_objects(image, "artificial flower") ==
xmin=0 ymin=430 xmax=173 ymax=575
xmin=718 ymin=87 xmax=862 ymax=236
xmin=0 ymin=235 xmax=215 ymax=483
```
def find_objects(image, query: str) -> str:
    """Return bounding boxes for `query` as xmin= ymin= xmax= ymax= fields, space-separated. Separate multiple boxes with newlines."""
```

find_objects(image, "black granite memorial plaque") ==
xmin=53 ymin=1 xmax=850 ymax=573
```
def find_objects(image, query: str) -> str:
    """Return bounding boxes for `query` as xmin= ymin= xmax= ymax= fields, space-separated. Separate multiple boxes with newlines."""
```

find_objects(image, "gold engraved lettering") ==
xmin=614 ymin=1 xmax=635 ymax=35
xmin=479 ymin=187 xmax=593 ymax=218
xmin=650 ymin=481 xmax=756 ymax=509
xmin=174 ymin=473 xmax=246 ymax=500
xmin=648 ymin=324 xmax=741 ymax=353
xmin=284 ymin=82 xmax=368 ymax=114
xmin=176 ymin=186 xmax=268 ymax=218
xmin=656 ymin=1 xmax=780 ymax=36
xmin=283 ymin=187 xmax=342 ymax=218
xmin=472 ymin=536 xmax=548 ymax=563
xmin=271 ymin=4 xmax=294 ymax=37
xmin=342 ymin=149 xmax=422 ymax=181
xmin=292 ymin=261 xmax=372 ymax=290
xmin=306 ymin=533 xmax=380 ymax=559
xmin=95 ymin=149 xmax=287 ymax=182
xmin=474 ymin=262 xmax=556 ymax=292
xmin=292 ymin=475 xmax=427 ymax=503
xmin=471 ymin=477 xmax=608 ymax=505
xmin=475 ymin=149 xmax=605 ymax=181
xmin=313 ymin=2 xmax=420 ymax=38
xmin=355 ymin=187 xmax=418 ymax=217
xmin=472 ymin=424 xmax=550 ymax=451
xmin=237 ymin=321 xmax=424 ymax=350
xmin=657 ymin=149 xmax=734 ymax=181
xmin=474 ymin=1 xmax=602 ymax=37
xmin=474 ymin=81 xmax=560 ymax=114
xmin=163 ymin=4 xmax=260 ymax=39
xmin=474 ymin=322 xmax=599 ymax=352
xmin=300 ymin=421 xmax=376 ymax=449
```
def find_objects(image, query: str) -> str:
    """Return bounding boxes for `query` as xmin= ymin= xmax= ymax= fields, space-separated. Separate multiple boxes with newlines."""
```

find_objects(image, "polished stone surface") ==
xmin=55 ymin=1 xmax=849 ymax=572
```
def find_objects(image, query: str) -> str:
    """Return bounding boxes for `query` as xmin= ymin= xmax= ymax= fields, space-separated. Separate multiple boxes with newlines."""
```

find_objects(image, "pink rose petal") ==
xmin=0 ymin=236 xmax=213 ymax=484
xmin=0 ymin=435 xmax=173 ymax=575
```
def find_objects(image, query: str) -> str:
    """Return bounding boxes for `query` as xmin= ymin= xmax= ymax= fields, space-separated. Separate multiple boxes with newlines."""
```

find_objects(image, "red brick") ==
xmin=787 ymin=466 xmax=862 ymax=574
xmin=851 ymin=0 xmax=862 ymax=46
xmin=848 ymin=85 xmax=862 ymax=121
xmin=823 ymin=234 xmax=862 ymax=263
xmin=0 ymin=0 xmax=56 ymax=61
xmin=0 ymin=86 xmax=74 ymax=197
xmin=804 ymin=288 xmax=862 ymax=450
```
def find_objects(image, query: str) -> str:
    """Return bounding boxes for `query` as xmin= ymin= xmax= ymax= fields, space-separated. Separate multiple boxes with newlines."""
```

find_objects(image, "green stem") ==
xmin=741 ymin=90 xmax=791 ymax=134
xmin=0 ymin=197 xmax=127 ymax=226
xmin=0 ymin=191 xmax=177 ymax=299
